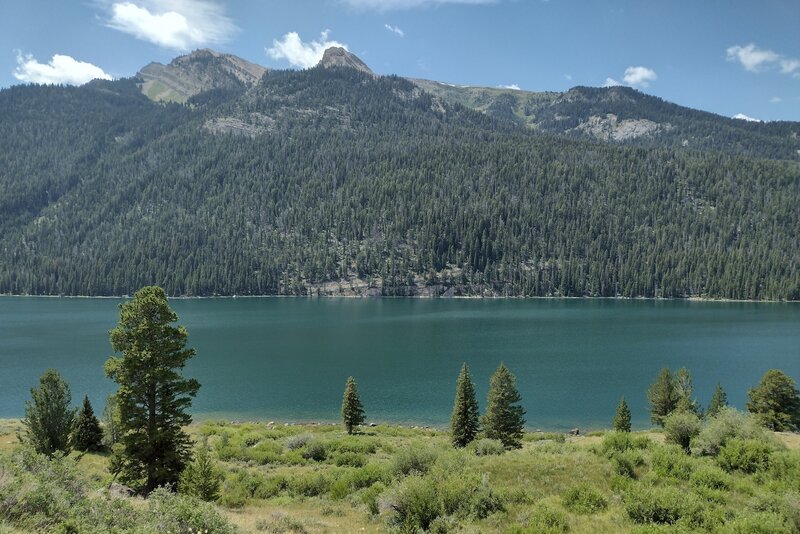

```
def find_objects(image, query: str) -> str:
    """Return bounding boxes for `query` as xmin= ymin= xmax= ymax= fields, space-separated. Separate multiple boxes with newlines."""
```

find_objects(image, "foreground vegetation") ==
xmin=1 ymin=417 xmax=799 ymax=533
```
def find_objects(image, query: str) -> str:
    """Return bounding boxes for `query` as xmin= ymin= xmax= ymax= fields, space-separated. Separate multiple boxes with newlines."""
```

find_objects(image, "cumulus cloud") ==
xmin=499 ymin=84 xmax=521 ymax=90
xmin=13 ymin=52 xmax=112 ymax=85
xmin=622 ymin=66 xmax=657 ymax=87
xmin=732 ymin=113 xmax=761 ymax=122
xmin=267 ymin=30 xmax=348 ymax=69
xmin=603 ymin=77 xmax=622 ymax=87
xmin=342 ymin=0 xmax=496 ymax=10
xmin=105 ymin=0 xmax=236 ymax=50
xmin=726 ymin=43 xmax=799 ymax=77
xmin=384 ymin=23 xmax=405 ymax=37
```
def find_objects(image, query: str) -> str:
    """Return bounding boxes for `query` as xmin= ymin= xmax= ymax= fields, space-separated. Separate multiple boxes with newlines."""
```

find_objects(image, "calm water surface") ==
xmin=1 ymin=297 xmax=798 ymax=430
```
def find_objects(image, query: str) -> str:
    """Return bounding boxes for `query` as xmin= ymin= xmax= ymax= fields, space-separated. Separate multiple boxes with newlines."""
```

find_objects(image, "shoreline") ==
xmin=0 ymin=293 xmax=796 ymax=304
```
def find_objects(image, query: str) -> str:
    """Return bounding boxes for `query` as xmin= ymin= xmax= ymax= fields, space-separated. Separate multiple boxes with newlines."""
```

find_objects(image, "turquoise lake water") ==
xmin=1 ymin=297 xmax=798 ymax=430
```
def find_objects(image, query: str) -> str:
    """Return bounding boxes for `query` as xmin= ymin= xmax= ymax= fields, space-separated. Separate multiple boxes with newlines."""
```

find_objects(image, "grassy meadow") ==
xmin=1 ymin=416 xmax=799 ymax=533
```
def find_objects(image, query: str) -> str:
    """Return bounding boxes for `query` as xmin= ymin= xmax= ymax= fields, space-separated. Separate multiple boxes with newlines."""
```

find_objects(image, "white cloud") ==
xmin=13 ymin=52 xmax=112 ymax=85
xmin=732 ymin=113 xmax=761 ymax=122
xmin=771 ymin=96 xmax=782 ymax=103
xmin=622 ymin=66 xmax=657 ymax=87
xmin=499 ymin=84 xmax=521 ymax=90
xmin=384 ymin=23 xmax=405 ymax=37
xmin=342 ymin=0 xmax=496 ymax=10
xmin=267 ymin=30 xmax=348 ymax=69
xmin=603 ymin=77 xmax=622 ymax=87
xmin=726 ymin=43 xmax=799 ymax=77
xmin=564 ymin=73 xmax=572 ymax=81
xmin=105 ymin=0 xmax=236 ymax=50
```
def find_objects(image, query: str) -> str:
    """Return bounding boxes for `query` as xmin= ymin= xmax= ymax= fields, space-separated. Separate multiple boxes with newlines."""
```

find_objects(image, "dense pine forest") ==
xmin=0 ymin=59 xmax=799 ymax=299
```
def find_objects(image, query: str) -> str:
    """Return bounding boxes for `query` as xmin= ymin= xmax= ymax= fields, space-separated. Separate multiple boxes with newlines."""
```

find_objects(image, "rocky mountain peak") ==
xmin=317 ymin=47 xmax=373 ymax=75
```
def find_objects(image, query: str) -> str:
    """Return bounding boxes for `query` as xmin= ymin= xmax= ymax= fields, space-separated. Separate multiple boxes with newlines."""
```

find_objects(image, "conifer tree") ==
xmin=674 ymin=368 xmax=699 ymax=414
xmin=482 ymin=363 xmax=525 ymax=449
xmin=73 ymin=395 xmax=103 ymax=452
xmin=22 ymin=369 xmax=75 ymax=456
xmin=706 ymin=383 xmax=728 ymax=418
xmin=647 ymin=367 xmax=679 ymax=427
xmin=105 ymin=286 xmax=200 ymax=494
xmin=341 ymin=376 xmax=365 ymax=434
xmin=612 ymin=397 xmax=632 ymax=432
xmin=450 ymin=363 xmax=480 ymax=447
xmin=746 ymin=369 xmax=800 ymax=431
xmin=179 ymin=445 xmax=223 ymax=502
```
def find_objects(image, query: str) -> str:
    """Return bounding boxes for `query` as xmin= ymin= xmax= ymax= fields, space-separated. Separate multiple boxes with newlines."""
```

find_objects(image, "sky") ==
xmin=1 ymin=0 xmax=798 ymax=121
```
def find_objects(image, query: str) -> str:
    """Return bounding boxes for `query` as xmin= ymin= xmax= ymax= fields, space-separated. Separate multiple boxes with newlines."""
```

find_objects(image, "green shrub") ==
xmin=328 ymin=464 xmax=387 ymax=499
xmin=624 ymin=486 xmax=696 ymax=525
xmin=178 ymin=446 xmax=224 ymax=502
xmin=651 ymin=445 xmax=693 ymax=480
xmin=147 ymin=487 xmax=235 ymax=534
xmin=360 ymin=482 xmax=386 ymax=515
xmin=390 ymin=475 xmax=441 ymax=531
xmin=663 ymin=411 xmax=701 ymax=452
xmin=508 ymin=504 xmax=570 ymax=533
xmin=694 ymin=407 xmax=772 ymax=456
xmin=331 ymin=451 xmax=366 ymax=467
xmin=690 ymin=466 xmax=729 ymax=490
xmin=288 ymin=472 xmax=330 ymax=497
xmin=326 ymin=436 xmax=378 ymax=454
xmin=768 ymin=450 xmax=800 ymax=490
xmin=717 ymin=438 xmax=772 ymax=473
xmin=469 ymin=438 xmax=505 ymax=456
xmin=721 ymin=511 xmax=793 ymax=534
xmin=285 ymin=434 xmax=312 ymax=450
xmin=254 ymin=513 xmax=308 ymax=533
xmin=391 ymin=446 xmax=438 ymax=477
xmin=219 ymin=469 xmax=266 ymax=507
xmin=302 ymin=441 xmax=327 ymax=462
xmin=601 ymin=431 xmax=633 ymax=454
xmin=562 ymin=484 xmax=608 ymax=514
xmin=610 ymin=451 xmax=637 ymax=478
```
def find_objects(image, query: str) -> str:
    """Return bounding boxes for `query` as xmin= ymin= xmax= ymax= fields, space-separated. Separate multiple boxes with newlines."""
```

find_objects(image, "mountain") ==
xmin=412 ymin=81 xmax=800 ymax=160
xmin=318 ymin=47 xmax=373 ymax=75
xmin=0 ymin=49 xmax=798 ymax=299
xmin=137 ymin=48 xmax=267 ymax=103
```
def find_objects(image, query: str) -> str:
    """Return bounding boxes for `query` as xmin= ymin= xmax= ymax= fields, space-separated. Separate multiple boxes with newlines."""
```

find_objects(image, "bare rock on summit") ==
xmin=317 ymin=47 xmax=374 ymax=75
xmin=137 ymin=49 xmax=267 ymax=103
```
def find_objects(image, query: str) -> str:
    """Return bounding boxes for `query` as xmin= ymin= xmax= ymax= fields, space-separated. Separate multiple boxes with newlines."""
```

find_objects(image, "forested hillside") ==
xmin=0 ymin=52 xmax=798 ymax=299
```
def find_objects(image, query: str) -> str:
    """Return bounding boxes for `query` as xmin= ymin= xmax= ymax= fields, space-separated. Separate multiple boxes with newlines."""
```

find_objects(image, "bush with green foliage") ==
xmin=693 ymin=407 xmax=772 ymax=456
xmin=663 ymin=411 xmax=701 ymax=452
xmin=562 ymin=484 xmax=608 ymax=514
xmin=468 ymin=438 xmax=505 ymax=456
xmin=624 ymin=485 xmax=698 ymax=525
xmin=689 ymin=466 xmax=730 ymax=490
xmin=391 ymin=446 xmax=438 ymax=477
xmin=508 ymin=504 xmax=570 ymax=533
xmin=717 ymin=438 xmax=774 ymax=474
xmin=72 ymin=395 xmax=103 ymax=452
xmin=651 ymin=444 xmax=694 ymax=480
xmin=481 ymin=363 xmax=525 ymax=449
xmin=302 ymin=440 xmax=327 ymax=462
xmin=746 ymin=370 xmax=800 ymax=431
xmin=341 ymin=376 xmax=365 ymax=434
xmin=450 ymin=363 xmax=480 ymax=447
xmin=21 ymin=369 xmax=76 ymax=456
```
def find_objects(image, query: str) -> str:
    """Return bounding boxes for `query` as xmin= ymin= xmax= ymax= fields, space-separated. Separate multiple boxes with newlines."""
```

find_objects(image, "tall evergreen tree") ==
xmin=706 ymin=383 xmax=728 ymax=418
xmin=674 ymin=368 xmax=699 ymax=414
xmin=105 ymin=286 xmax=200 ymax=494
xmin=21 ymin=369 xmax=75 ymax=456
xmin=612 ymin=397 xmax=632 ymax=432
xmin=647 ymin=367 xmax=679 ymax=427
xmin=746 ymin=369 xmax=800 ymax=431
xmin=482 ymin=363 xmax=525 ymax=449
xmin=341 ymin=376 xmax=365 ymax=434
xmin=450 ymin=363 xmax=480 ymax=447
xmin=102 ymin=394 xmax=122 ymax=448
xmin=73 ymin=395 xmax=103 ymax=452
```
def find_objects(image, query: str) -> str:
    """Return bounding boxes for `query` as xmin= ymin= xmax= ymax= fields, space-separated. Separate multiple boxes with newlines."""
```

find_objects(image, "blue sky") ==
xmin=1 ymin=0 xmax=798 ymax=121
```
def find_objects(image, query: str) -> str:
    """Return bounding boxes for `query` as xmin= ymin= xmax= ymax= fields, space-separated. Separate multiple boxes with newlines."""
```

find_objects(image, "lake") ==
xmin=1 ymin=297 xmax=798 ymax=430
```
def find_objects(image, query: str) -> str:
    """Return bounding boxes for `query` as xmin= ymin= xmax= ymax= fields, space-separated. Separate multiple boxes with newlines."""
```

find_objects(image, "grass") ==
xmin=1 ymin=419 xmax=799 ymax=533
